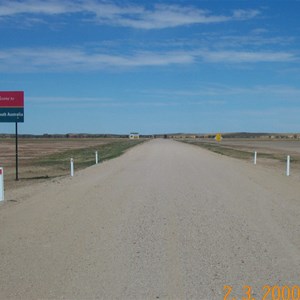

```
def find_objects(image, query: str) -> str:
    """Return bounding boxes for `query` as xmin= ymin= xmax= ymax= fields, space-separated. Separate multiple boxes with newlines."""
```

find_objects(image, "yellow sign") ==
xmin=215 ymin=133 xmax=222 ymax=142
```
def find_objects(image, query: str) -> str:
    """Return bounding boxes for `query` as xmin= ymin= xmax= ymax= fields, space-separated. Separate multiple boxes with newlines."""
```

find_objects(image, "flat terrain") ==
xmin=183 ymin=138 xmax=300 ymax=180
xmin=202 ymin=138 xmax=300 ymax=155
xmin=1 ymin=139 xmax=300 ymax=299
xmin=0 ymin=138 xmax=143 ymax=190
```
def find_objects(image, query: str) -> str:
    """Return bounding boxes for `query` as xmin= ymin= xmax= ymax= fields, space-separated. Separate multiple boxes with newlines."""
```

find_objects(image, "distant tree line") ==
xmin=0 ymin=132 xmax=299 ymax=139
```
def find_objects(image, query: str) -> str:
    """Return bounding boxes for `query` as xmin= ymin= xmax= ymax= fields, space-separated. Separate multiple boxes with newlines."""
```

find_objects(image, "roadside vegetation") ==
xmin=180 ymin=139 xmax=300 ymax=164
xmin=36 ymin=139 xmax=145 ymax=171
xmin=1 ymin=138 xmax=145 ymax=189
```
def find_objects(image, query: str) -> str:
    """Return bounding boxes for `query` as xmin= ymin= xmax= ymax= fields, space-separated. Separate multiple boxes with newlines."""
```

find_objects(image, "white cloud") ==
xmin=215 ymin=34 xmax=295 ymax=48
xmin=0 ymin=47 xmax=297 ymax=72
xmin=0 ymin=0 xmax=260 ymax=29
xmin=27 ymin=96 xmax=181 ymax=108
xmin=0 ymin=0 xmax=79 ymax=16
xmin=236 ymin=84 xmax=300 ymax=97
xmin=112 ymin=4 xmax=232 ymax=29
xmin=0 ymin=47 xmax=195 ymax=72
xmin=232 ymin=9 xmax=259 ymax=20
xmin=146 ymin=84 xmax=300 ymax=100
xmin=199 ymin=50 xmax=297 ymax=63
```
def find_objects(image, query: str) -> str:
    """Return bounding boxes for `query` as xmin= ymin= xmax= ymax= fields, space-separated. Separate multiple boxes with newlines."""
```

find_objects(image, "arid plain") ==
xmin=1 ymin=138 xmax=300 ymax=299
xmin=182 ymin=138 xmax=300 ymax=181
xmin=1 ymin=137 xmax=300 ymax=188
xmin=0 ymin=137 xmax=143 ymax=189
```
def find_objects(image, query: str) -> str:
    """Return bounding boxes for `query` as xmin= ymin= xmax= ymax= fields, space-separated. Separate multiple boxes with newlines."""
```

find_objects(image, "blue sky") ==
xmin=1 ymin=0 xmax=300 ymax=134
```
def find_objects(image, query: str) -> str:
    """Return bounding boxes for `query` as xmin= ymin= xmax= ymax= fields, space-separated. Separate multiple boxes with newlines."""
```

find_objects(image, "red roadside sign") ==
xmin=0 ymin=91 xmax=24 ymax=122
xmin=0 ymin=91 xmax=24 ymax=107
xmin=0 ymin=91 xmax=24 ymax=181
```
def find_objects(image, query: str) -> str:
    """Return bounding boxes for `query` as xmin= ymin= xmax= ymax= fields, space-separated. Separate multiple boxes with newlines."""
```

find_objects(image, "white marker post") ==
xmin=254 ymin=151 xmax=257 ymax=165
xmin=0 ymin=168 xmax=4 ymax=202
xmin=287 ymin=155 xmax=290 ymax=176
xmin=70 ymin=158 xmax=74 ymax=177
xmin=95 ymin=151 xmax=98 ymax=164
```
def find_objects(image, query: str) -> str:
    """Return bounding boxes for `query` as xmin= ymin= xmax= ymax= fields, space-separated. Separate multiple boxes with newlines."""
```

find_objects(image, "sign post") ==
xmin=95 ymin=151 xmax=99 ymax=164
xmin=15 ymin=122 xmax=19 ymax=181
xmin=287 ymin=155 xmax=290 ymax=176
xmin=0 ymin=168 xmax=4 ymax=202
xmin=0 ymin=91 xmax=24 ymax=181
xmin=70 ymin=158 xmax=74 ymax=177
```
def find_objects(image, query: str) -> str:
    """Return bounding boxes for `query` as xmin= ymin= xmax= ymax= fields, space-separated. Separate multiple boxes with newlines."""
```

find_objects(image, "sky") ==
xmin=1 ymin=0 xmax=300 ymax=135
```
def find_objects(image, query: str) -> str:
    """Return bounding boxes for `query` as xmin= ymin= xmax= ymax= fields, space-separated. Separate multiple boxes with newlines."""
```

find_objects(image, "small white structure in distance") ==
xmin=129 ymin=132 xmax=140 ymax=139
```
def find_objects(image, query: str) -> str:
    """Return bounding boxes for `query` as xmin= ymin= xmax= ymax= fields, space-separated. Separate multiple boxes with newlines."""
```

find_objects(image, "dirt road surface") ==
xmin=1 ymin=139 xmax=300 ymax=299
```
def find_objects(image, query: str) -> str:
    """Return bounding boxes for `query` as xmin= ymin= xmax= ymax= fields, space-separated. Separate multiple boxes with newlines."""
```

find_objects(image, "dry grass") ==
xmin=0 ymin=138 xmax=144 ymax=189
xmin=179 ymin=138 xmax=300 ymax=179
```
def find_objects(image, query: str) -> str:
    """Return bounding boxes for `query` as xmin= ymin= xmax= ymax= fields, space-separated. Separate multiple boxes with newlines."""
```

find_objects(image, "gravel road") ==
xmin=1 ymin=139 xmax=300 ymax=299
